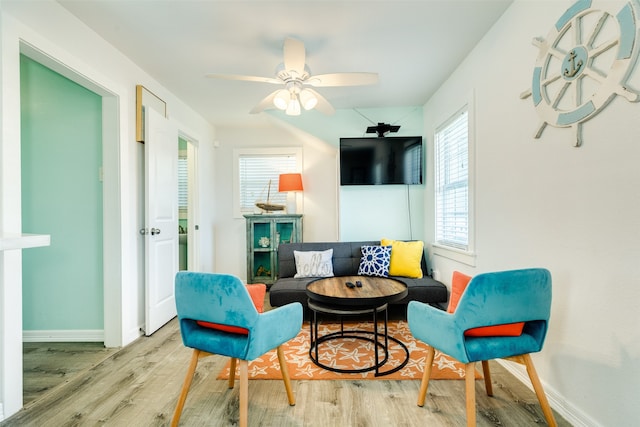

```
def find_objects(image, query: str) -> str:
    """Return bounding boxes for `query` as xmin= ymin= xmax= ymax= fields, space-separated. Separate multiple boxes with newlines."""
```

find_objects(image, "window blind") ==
xmin=239 ymin=154 xmax=297 ymax=212
xmin=435 ymin=109 xmax=469 ymax=250
xmin=178 ymin=157 xmax=188 ymax=209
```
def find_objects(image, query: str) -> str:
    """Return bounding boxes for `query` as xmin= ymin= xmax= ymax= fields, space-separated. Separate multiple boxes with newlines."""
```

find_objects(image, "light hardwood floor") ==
xmin=22 ymin=342 xmax=119 ymax=405
xmin=6 ymin=313 xmax=571 ymax=426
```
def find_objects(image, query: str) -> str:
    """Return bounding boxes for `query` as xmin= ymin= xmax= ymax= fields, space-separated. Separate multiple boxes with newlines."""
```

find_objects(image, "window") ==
xmin=178 ymin=155 xmax=188 ymax=210
xmin=233 ymin=148 xmax=302 ymax=217
xmin=435 ymin=107 xmax=470 ymax=251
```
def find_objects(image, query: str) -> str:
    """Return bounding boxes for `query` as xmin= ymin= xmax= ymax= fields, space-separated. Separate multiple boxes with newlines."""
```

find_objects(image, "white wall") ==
xmin=213 ymin=106 xmax=426 ymax=281
xmin=213 ymin=117 xmax=339 ymax=280
xmin=339 ymin=185 xmax=424 ymax=241
xmin=423 ymin=1 xmax=640 ymax=425
xmin=278 ymin=106 xmax=426 ymax=242
xmin=0 ymin=0 xmax=217 ymax=419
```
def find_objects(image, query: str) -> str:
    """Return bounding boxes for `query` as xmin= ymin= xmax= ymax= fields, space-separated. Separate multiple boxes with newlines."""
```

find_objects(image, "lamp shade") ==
xmin=273 ymin=89 xmax=290 ymax=110
xmin=285 ymin=96 xmax=301 ymax=116
xmin=278 ymin=173 xmax=304 ymax=192
xmin=299 ymin=89 xmax=318 ymax=110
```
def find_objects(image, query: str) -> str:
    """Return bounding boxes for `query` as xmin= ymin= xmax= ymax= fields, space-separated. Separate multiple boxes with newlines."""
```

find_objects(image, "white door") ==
xmin=144 ymin=108 xmax=179 ymax=335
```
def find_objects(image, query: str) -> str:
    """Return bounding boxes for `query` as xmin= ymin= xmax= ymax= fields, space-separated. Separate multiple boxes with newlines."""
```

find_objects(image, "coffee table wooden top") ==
xmin=306 ymin=275 xmax=408 ymax=308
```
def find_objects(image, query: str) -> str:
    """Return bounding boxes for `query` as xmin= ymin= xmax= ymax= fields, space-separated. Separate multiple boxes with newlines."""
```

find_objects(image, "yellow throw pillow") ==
xmin=380 ymin=239 xmax=424 ymax=278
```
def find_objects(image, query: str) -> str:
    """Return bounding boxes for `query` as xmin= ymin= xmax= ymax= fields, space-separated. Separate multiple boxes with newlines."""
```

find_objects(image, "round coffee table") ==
xmin=306 ymin=275 xmax=409 ymax=377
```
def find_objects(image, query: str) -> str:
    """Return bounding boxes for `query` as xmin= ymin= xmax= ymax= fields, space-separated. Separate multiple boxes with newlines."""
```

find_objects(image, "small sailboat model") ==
xmin=255 ymin=180 xmax=285 ymax=212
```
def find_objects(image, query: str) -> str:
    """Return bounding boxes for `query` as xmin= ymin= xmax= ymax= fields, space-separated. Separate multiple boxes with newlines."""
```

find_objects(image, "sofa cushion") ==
xmin=271 ymin=241 xmax=448 ymax=310
xmin=381 ymin=238 xmax=424 ymax=278
xmin=388 ymin=275 xmax=448 ymax=305
xmin=269 ymin=275 xmax=448 ymax=309
xmin=293 ymin=249 xmax=334 ymax=278
xmin=269 ymin=277 xmax=311 ymax=308
xmin=278 ymin=241 xmax=379 ymax=278
xmin=357 ymin=245 xmax=392 ymax=277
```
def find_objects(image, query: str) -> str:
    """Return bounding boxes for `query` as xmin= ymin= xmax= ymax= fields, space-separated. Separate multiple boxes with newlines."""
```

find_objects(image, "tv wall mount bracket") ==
xmin=366 ymin=122 xmax=401 ymax=137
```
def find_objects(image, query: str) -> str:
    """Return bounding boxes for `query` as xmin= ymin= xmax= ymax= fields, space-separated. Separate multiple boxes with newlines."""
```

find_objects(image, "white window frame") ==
xmin=433 ymin=101 xmax=476 ymax=266
xmin=233 ymin=147 xmax=303 ymax=218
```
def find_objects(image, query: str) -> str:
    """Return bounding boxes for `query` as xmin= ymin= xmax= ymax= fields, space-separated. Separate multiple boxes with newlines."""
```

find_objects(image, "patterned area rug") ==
xmin=217 ymin=320 xmax=480 ymax=380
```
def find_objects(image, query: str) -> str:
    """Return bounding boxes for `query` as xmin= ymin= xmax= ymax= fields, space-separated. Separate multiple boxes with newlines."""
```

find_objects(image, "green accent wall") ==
xmin=20 ymin=55 xmax=104 ymax=331
xmin=178 ymin=137 xmax=187 ymax=151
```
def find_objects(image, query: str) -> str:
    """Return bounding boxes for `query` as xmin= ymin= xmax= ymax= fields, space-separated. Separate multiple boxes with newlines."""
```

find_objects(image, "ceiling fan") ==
xmin=206 ymin=37 xmax=379 ymax=116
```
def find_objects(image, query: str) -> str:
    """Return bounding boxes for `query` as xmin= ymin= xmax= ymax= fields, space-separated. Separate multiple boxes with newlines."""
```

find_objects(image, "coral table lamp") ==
xmin=278 ymin=173 xmax=303 ymax=214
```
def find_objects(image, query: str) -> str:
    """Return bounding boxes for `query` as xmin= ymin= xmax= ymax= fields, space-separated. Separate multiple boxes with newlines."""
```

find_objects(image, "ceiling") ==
xmin=55 ymin=0 xmax=513 ymax=127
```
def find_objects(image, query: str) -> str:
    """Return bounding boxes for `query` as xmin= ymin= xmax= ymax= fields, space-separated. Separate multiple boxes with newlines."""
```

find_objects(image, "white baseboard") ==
xmin=23 ymin=329 xmax=104 ymax=342
xmin=496 ymin=359 xmax=601 ymax=427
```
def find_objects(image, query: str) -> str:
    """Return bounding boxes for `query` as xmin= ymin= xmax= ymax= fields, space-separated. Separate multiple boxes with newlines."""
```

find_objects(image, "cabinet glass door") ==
xmin=275 ymin=221 xmax=294 ymax=245
xmin=244 ymin=214 xmax=302 ymax=286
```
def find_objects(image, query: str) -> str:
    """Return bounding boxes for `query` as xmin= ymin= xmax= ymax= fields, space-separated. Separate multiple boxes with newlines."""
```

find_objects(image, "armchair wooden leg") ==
xmin=171 ymin=349 xmax=201 ymax=427
xmin=417 ymin=346 xmax=436 ymax=406
xmin=481 ymin=360 xmax=493 ymax=396
xmin=277 ymin=345 xmax=295 ymax=405
xmin=228 ymin=358 xmax=237 ymax=389
xmin=239 ymin=359 xmax=249 ymax=427
xmin=465 ymin=362 xmax=477 ymax=427
xmin=521 ymin=354 xmax=557 ymax=427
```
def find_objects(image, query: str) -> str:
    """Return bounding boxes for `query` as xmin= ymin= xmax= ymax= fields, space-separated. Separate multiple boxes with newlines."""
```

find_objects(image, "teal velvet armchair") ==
xmin=171 ymin=272 xmax=303 ymax=427
xmin=408 ymin=268 xmax=557 ymax=427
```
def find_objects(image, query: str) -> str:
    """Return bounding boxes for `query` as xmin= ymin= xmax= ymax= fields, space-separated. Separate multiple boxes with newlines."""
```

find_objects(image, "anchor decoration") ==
xmin=563 ymin=50 xmax=583 ymax=78
xmin=520 ymin=0 xmax=640 ymax=147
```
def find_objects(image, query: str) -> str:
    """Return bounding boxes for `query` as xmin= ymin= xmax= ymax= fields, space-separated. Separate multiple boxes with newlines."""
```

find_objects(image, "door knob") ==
xmin=151 ymin=228 xmax=161 ymax=235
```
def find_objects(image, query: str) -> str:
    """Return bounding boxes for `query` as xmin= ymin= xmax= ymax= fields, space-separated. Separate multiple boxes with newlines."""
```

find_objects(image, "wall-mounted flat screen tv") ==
xmin=339 ymin=136 xmax=423 ymax=185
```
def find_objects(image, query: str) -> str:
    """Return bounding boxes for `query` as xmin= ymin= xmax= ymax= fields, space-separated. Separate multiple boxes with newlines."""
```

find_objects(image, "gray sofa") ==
xmin=269 ymin=241 xmax=448 ymax=311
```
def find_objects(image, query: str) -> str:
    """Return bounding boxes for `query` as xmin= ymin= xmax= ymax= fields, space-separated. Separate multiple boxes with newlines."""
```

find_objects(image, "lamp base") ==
xmin=286 ymin=192 xmax=297 ymax=214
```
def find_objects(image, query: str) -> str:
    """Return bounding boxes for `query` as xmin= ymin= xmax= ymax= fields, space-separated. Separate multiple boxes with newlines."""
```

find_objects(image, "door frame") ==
xmin=19 ymin=42 xmax=123 ymax=347
xmin=179 ymin=131 xmax=200 ymax=271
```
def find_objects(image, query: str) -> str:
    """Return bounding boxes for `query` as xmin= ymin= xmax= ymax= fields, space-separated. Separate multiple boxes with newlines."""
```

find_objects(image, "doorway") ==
xmin=18 ymin=49 xmax=116 ymax=407
xmin=179 ymin=134 xmax=199 ymax=271
xmin=178 ymin=137 xmax=188 ymax=270
xmin=17 ymin=41 xmax=122 ymax=348
xmin=20 ymin=54 xmax=104 ymax=340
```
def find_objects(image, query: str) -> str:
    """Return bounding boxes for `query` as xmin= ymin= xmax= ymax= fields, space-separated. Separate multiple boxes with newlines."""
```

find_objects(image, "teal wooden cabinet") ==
xmin=244 ymin=214 xmax=302 ymax=285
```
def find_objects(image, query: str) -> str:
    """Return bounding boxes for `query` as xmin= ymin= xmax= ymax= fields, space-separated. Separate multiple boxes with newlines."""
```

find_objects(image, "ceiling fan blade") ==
xmin=305 ymin=88 xmax=335 ymax=115
xmin=306 ymin=72 xmax=379 ymax=87
xmin=283 ymin=37 xmax=306 ymax=75
xmin=249 ymin=90 xmax=279 ymax=114
xmin=205 ymin=73 xmax=282 ymax=85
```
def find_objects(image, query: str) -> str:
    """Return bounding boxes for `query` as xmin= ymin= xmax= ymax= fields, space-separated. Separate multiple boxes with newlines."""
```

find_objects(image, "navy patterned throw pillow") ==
xmin=358 ymin=245 xmax=392 ymax=277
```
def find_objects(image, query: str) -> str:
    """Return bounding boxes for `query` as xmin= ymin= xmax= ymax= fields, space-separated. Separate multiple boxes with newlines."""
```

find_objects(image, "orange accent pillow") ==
xmin=197 ymin=283 xmax=266 ymax=335
xmin=447 ymin=271 xmax=472 ymax=313
xmin=447 ymin=272 xmax=524 ymax=337
xmin=465 ymin=323 xmax=525 ymax=337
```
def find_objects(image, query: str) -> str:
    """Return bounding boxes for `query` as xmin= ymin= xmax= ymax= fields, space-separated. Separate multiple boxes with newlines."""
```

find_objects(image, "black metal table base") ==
xmin=307 ymin=300 xmax=410 ymax=377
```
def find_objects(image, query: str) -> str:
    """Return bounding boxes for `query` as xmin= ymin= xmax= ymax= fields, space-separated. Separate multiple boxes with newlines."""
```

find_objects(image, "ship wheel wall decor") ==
xmin=521 ymin=0 xmax=640 ymax=147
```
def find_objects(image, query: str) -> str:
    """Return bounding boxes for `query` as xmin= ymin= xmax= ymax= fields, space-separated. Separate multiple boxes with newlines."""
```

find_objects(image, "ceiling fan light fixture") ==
xmin=273 ymin=89 xmax=290 ymax=110
xmin=299 ymin=89 xmax=318 ymax=110
xmin=208 ymin=38 xmax=377 ymax=117
xmin=286 ymin=95 xmax=301 ymax=116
